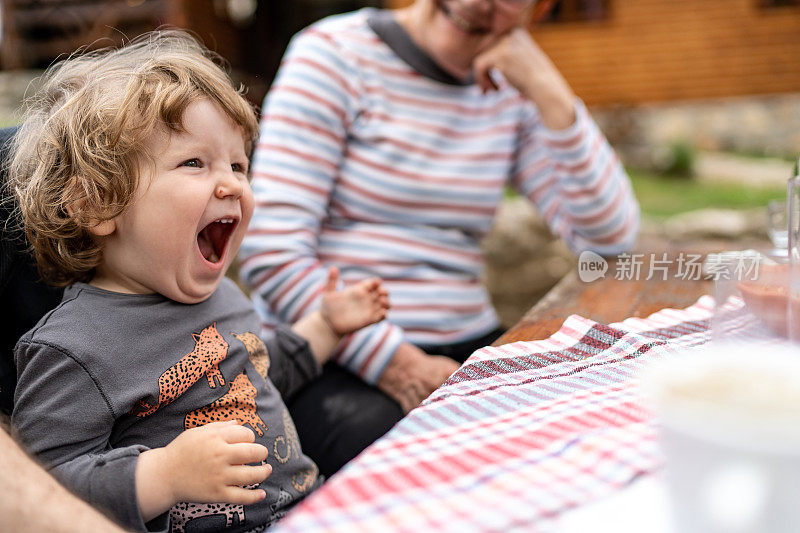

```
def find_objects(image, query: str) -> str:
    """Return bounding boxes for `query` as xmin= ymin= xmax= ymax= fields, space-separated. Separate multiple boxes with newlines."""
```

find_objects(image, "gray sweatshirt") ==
xmin=12 ymin=278 xmax=323 ymax=532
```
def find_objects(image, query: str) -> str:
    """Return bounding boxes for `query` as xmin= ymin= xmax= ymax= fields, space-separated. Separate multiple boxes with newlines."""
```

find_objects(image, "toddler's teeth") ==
xmin=210 ymin=252 xmax=219 ymax=263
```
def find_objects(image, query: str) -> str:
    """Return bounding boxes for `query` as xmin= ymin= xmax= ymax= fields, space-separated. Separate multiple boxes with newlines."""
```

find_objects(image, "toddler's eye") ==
xmin=232 ymin=162 xmax=247 ymax=173
xmin=180 ymin=158 xmax=202 ymax=168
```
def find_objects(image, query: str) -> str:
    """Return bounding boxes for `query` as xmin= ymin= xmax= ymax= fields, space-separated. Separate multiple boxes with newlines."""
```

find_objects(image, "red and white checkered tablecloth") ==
xmin=272 ymin=296 xmax=772 ymax=533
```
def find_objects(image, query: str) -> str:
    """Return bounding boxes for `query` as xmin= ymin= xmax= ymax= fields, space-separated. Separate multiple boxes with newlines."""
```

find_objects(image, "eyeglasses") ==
xmin=494 ymin=0 xmax=539 ymax=10
xmin=495 ymin=0 xmax=536 ymax=5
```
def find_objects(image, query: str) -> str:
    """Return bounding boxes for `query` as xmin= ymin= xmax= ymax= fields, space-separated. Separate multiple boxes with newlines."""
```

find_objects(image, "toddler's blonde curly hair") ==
xmin=10 ymin=30 xmax=259 ymax=286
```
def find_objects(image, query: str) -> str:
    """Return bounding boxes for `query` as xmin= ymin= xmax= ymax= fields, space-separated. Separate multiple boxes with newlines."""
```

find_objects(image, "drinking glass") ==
xmin=787 ymin=164 xmax=800 ymax=343
xmin=767 ymin=199 xmax=788 ymax=252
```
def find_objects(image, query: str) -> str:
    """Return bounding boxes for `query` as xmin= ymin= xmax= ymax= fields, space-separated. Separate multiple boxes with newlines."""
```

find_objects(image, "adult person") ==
xmin=1 ymin=125 xmax=63 ymax=415
xmin=239 ymin=0 xmax=640 ymax=476
xmin=0 ymin=427 xmax=128 ymax=533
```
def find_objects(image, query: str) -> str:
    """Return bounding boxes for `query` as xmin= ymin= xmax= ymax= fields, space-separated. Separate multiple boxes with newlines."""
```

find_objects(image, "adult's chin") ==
xmin=434 ymin=0 xmax=492 ymax=36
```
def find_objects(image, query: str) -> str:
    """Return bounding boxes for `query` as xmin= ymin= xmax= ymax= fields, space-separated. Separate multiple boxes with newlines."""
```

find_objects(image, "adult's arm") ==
xmin=512 ymin=98 xmax=640 ymax=255
xmin=0 ymin=427 xmax=128 ymax=533
xmin=12 ymin=341 xmax=165 ymax=532
xmin=475 ymin=28 xmax=639 ymax=254
xmin=238 ymin=28 xmax=406 ymax=386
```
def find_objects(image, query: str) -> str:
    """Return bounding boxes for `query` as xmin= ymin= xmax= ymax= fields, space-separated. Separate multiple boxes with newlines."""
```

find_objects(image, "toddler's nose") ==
xmin=215 ymin=172 xmax=244 ymax=199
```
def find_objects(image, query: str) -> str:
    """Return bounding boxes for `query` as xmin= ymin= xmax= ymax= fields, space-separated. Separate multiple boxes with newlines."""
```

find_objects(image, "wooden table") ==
xmin=495 ymin=238 xmax=768 ymax=344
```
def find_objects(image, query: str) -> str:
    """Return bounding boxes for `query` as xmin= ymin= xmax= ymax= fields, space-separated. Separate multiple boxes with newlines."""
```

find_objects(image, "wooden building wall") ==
xmin=386 ymin=0 xmax=800 ymax=106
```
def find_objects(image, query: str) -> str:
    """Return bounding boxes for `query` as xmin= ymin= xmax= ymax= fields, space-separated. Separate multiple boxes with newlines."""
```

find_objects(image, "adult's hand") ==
xmin=473 ymin=27 xmax=576 ymax=130
xmin=377 ymin=342 xmax=460 ymax=413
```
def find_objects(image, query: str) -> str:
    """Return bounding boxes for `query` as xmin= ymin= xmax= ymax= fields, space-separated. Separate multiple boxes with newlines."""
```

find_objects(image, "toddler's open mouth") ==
xmin=197 ymin=217 xmax=238 ymax=265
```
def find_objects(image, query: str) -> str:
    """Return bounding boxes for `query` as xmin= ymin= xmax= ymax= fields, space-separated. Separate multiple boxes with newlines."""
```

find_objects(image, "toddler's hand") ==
xmin=136 ymin=421 xmax=271 ymax=520
xmin=320 ymin=266 xmax=390 ymax=335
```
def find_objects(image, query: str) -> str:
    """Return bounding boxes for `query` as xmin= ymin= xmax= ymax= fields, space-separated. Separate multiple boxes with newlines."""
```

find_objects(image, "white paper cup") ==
xmin=643 ymin=343 xmax=800 ymax=533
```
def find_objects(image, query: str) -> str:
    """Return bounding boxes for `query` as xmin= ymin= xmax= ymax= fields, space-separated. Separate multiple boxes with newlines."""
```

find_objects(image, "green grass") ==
xmin=727 ymin=149 xmax=798 ymax=164
xmin=627 ymin=169 xmax=787 ymax=218
xmin=0 ymin=119 xmax=20 ymax=128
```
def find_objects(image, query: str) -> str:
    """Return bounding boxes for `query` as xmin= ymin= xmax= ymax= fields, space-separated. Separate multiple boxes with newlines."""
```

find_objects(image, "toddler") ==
xmin=10 ymin=31 xmax=389 ymax=532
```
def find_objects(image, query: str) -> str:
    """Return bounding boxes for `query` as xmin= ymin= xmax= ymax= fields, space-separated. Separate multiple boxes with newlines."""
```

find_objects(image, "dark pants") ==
xmin=287 ymin=328 xmax=504 ymax=477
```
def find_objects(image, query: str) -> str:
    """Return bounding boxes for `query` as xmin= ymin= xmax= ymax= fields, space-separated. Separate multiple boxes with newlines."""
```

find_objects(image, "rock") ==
xmin=482 ymin=197 xmax=575 ymax=326
xmin=694 ymin=152 xmax=795 ymax=188
xmin=593 ymin=94 xmax=800 ymax=170
xmin=482 ymin=197 xmax=552 ymax=266
xmin=661 ymin=208 xmax=766 ymax=240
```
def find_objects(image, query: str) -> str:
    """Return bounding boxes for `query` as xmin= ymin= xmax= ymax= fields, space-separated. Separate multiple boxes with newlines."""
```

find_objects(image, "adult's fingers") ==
xmin=474 ymin=30 xmax=507 ymax=57
xmin=391 ymin=385 xmax=419 ymax=414
xmin=434 ymin=357 xmax=460 ymax=383
xmin=399 ymin=394 xmax=416 ymax=414
xmin=474 ymin=35 xmax=509 ymax=92
xmin=409 ymin=381 xmax=428 ymax=405
xmin=473 ymin=53 xmax=497 ymax=93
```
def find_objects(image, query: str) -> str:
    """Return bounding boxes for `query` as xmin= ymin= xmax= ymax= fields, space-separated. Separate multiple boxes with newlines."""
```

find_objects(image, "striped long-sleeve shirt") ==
xmin=239 ymin=8 xmax=640 ymax=385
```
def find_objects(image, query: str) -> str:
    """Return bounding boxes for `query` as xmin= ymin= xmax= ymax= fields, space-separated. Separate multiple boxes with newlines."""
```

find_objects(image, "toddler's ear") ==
xmin=86 ymin=218 xmax=116 ymax=237
xmin=65 ymin=199 xmax=116 ymax=237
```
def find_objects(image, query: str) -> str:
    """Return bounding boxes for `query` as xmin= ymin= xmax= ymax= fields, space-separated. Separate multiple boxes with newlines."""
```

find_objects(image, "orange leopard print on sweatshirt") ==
xmin=131 ymin=323 xmax=228 ymax=418
xmin=184 ymin=371 xmax=267 ymax=436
